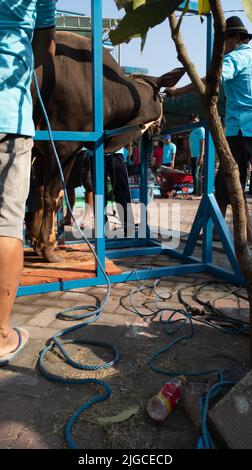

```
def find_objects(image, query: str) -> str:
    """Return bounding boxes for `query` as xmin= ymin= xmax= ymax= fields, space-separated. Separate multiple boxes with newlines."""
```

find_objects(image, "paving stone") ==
xmin=11 ymin=303 xmax=43 ymax=315
xmin=0 ymin=420 xmax=23 ymax=441
xmin=7 ymin=338 xmax=46 ymax=369
xmin=25 ymin=325 xmax=59 ymax=341
xmin=0 ymin=437 xmax=17 ymax=449
xmin=50 ymin=317 xmax=86 ymax=330
xmin=101 ymin=296 xmax=120 ymax=313
xmin=0 ymin=370 xmax=52 ymax=400
xmin=27 ymin=307 xmax=61 ymax=327
xmin=208 ymin=370 xmax=252 ymax=448
xmin=61 ymin=291 xmax=95 ymax=303
xmin=11 ymin=430 xmax=49 ymax=449
xmin=0 ymin=393 xmax=39 ymax=447
xmin=14 ymin=294 xmax=44 ymax=304
xmin=10 ymin=313 xmax=31 ymax=327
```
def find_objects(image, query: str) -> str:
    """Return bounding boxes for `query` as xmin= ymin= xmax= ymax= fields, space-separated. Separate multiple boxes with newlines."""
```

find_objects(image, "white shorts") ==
xmin=0 ymin=134 xmax=33 ymax=241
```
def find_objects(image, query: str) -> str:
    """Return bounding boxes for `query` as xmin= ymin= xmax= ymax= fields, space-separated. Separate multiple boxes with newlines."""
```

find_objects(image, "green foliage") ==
xmin=110 ymin=0 xmax=183 ymax=48
xmin=243 ymin=0 xmax=252 ymax=22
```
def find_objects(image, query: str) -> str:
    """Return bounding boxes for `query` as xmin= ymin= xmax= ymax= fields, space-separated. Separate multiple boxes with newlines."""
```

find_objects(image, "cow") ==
xmin=30 ymin=31 xmax=184 ymax=262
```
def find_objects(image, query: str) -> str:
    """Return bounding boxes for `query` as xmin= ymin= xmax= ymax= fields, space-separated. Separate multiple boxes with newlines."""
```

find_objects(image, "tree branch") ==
xmin=206 ymin=0 xmax=226 ymax=103
xmin=168 ymin=13 xmax=205 ymax=96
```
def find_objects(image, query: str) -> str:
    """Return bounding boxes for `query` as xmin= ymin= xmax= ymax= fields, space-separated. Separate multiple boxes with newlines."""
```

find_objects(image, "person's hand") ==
xmin=171 ymin=162 xmax=175 ymax=169
xmin=165 ymin=86 xmax=177 ymax=98
xmin=199 ymin=157 xmax=203 ymax=168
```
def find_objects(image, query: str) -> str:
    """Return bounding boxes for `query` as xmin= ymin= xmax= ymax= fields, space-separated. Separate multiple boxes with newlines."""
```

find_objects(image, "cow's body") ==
xmin=30 ymin=32 xmax=184 ymax=262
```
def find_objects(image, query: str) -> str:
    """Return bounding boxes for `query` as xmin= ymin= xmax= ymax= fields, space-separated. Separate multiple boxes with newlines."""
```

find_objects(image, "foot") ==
xmin=32 ymin=245 xmax=42 ymax=257
xmin=0 ymin=328 xmax=27 ymax=359
xmin=44 ymin=252 xmax=65 ymax=263
xmin=42 ymin=248 xmax=65 ymax=263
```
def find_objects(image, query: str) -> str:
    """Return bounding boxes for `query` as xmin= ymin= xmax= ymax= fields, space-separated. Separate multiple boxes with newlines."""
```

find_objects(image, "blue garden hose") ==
xmin=33 ymin=71 xmax=119 ymax=448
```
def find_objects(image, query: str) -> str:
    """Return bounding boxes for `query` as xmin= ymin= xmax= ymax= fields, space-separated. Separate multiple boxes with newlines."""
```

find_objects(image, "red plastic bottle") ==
xmin=146 ymin=376 xmax=187 ymax=421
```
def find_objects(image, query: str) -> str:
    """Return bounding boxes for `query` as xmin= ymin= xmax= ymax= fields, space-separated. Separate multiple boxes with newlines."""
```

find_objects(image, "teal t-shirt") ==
xmin=189 ymin=127 xmax=205 ymax=158
xmin=0 ymin=0 xmax=56 ymax=137
xmin=222 ymin=44 xmax=252 ymax=137
xmin=163 ymin=142 xmax=176 ymax=164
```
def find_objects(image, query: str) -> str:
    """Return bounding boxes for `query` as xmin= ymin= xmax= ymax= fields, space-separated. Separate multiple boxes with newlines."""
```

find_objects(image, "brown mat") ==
xmin=20 ymin=244 xmax=121 ymax=286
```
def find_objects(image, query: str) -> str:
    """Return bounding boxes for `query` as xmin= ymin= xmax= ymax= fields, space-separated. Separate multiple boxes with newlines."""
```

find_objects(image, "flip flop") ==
xmin=0 ymin=327 xmax=29 ymax=366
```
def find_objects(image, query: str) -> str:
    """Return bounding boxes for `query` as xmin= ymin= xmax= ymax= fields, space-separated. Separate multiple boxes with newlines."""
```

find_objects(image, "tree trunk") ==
xmin=205 ymin=110 xmax=252 ymax=367
xmin=169 ymin=3 xmax=252 ymax=366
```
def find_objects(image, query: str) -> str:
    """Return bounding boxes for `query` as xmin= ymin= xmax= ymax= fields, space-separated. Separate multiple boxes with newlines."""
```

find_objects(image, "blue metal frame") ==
xmin=17 ymin=1 xmax=244 ymax=297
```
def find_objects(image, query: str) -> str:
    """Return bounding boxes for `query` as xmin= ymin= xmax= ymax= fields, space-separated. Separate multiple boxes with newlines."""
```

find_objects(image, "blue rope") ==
xmin=33 ymin=71 xmax=119 ymax=449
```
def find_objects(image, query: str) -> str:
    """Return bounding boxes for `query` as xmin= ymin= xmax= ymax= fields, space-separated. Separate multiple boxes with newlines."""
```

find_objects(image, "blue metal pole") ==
xmin=139 ymin=135 xmax=151 ymax=244
xmin=202 ymin=14 xmax=214 ymax=264
xmin=92 ymin=0 xmax=105 ymax=278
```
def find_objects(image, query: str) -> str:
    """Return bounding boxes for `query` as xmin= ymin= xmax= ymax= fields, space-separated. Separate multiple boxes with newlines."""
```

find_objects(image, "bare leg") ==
xmin=64 ymin=188 xmax=75 ymax=224
xmin=0 ymin=237 xmax=27 ymax=357
xmin=80 ymin=191 xmax=94 ymax=228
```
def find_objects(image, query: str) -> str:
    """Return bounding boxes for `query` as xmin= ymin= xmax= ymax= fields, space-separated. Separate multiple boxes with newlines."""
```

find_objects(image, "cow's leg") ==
xmin=40 ymin=160 xmax=76 ymax=263
xmin=40 ymin=180 xmax=64 ymax=263
xmin=29 ymin=154 xmax=45 ymax=256
xmin=30 ymin=184 xmax=45 ymax=256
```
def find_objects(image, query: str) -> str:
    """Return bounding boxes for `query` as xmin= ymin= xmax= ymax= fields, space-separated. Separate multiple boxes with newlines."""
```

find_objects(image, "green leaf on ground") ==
xmin=96 ymin=405 xmax=140 ymax=425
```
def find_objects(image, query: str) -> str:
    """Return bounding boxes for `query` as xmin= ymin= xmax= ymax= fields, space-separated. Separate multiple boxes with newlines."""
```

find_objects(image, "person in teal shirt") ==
xmin=215 ymin=17 xmax=252 ymax=242
xmin=188 ymin=114 xmax=205 ymax=196
xmin=0 ymin=1 xmax=55 ymax=365
xmin=165 ymin=16 xmax=252 ymax=241
xmin=162 ymin=135 xmax=177 ymax=167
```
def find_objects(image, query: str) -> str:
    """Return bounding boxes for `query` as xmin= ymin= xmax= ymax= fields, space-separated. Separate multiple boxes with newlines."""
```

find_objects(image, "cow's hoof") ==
xmin=44 ymin=252 xmax=65 ymax=263
xmin=32 ymin=245 xmax=42 ymax=257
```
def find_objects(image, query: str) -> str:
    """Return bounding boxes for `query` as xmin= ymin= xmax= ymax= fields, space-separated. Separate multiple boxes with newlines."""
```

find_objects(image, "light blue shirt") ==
xmin=189 ymin=127 xmax=205 ymax=158
xmin=163 ymin=142 xmax=176 ymax=164
xmin=0 ymin=0 xmax=56 ymax=137
xmin=222 ymin=44 xmax=252 ymax=137
xmin=114 ymin=147 xmax=129 ymax=163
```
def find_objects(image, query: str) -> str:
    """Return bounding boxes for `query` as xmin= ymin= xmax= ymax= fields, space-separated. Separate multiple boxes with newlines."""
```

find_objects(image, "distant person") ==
xmin=132 ymin=142 xmax=140 ymax=176
xmin=162 ymin=135 xmax=176 ymax=168
xmin=188 ymin=113 xmax=205 ymax=197
xmin=153 ymin=141 xmax=164 ymax=171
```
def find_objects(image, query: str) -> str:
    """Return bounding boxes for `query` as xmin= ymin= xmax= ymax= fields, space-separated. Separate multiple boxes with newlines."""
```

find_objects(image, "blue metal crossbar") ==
xmin=18 ymin=2 xmax=244 ymax=297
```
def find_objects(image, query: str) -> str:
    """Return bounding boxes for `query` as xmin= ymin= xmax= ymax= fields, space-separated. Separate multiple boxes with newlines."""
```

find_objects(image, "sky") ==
xmin=56 ymin=1 xmax=251 ymax=84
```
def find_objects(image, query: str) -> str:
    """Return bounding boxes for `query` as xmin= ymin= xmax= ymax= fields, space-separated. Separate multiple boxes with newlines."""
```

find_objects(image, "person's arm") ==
xmin=32 ymin=0 xmax=56 ymax=68
xmin=165 ymin=78 xmax=206 ymax=98
xmin=188 ymin=137 xmax=192 ymax=169
xmin=166 ymin=54 xmax=237 ymax=98
xmin=198 ymin=128 xmax=205 ymax=167
xmin=199 ymin=138 xmax=205 ymax=167
xmin=171 ymin=145 xmax=176 ymax=168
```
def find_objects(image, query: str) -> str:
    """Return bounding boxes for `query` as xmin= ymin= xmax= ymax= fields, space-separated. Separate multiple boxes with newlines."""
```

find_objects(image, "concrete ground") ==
xmin=0 ymin=196 xmax=250 ymax=449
